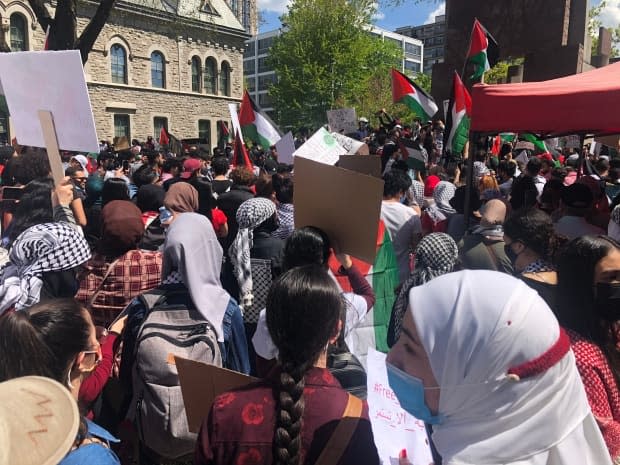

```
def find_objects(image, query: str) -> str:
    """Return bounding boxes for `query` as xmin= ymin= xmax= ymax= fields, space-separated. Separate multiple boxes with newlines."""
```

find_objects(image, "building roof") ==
xmin=122 ymin=0 xmax=245 ymax=32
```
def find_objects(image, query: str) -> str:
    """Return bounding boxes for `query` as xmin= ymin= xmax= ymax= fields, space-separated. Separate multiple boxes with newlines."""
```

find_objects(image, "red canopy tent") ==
xmin=471 ymin=61 xmax=620 ymax=137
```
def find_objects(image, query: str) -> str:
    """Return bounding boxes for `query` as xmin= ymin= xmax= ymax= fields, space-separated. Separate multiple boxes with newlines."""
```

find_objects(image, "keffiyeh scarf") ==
xmin=0 ymin=223 xmax=91 ymax=313
xmin=426 ymin=181 xmax=457 ymax=224
xmin=229 ymin=198 xmax=276 ymax=308
xmin=389 ymin=233 xmax=459 ymax=346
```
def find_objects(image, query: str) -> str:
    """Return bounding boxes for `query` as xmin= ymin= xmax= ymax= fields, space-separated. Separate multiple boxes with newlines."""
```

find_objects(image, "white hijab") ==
xmin=408 ymin=270 xmax=611 ymax=465
xmin=162 ymin=213 xmax=231 ymax=342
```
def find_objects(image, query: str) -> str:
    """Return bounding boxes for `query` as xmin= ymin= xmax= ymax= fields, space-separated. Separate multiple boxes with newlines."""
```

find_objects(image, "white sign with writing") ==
xmin=327 ymin=108 xmax=358 ymax=134
xmin=366 ymin=348 xmax=434 ymax=465
xmin=293 ymin=127 xmax=346 ymax=165
xmin=0 ymin=50 xmax=99 ymax=152
xmin=275 ymin=131 xmax=295 ymax=165
xmin=331 ymin=132 xmax=366 ymax=155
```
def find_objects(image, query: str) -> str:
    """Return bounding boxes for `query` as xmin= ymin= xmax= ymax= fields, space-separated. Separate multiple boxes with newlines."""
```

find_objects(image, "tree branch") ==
xmin=76 ymin=0 xmax=117 ymax=63
xmin=26 ymin=0 xmax=53 ymax=31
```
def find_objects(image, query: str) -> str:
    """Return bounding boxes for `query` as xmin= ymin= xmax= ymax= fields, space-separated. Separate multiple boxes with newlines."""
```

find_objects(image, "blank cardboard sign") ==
xmin=0 ymin=50 xmax=99 ymax=153
xmin=175 ymin=356 xmax=256 ymax=433
xmin=338 ymin=155 xmax=382 ymax=178
xmin=294 ymin=156 xmax=383 ymax=263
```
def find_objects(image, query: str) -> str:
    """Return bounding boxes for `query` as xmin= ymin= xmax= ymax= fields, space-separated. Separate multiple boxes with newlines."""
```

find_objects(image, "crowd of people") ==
xmin=0 ymin=115 xmax=618 ymax=465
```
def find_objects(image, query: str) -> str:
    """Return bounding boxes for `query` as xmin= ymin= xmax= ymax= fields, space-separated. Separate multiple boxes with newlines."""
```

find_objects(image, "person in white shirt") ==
xmin=526 ymin=157 xmax=546 ymax=199
xmin=380 ymin=170 xmax=422 ymax=283
xmin=555 ymin=183 xmax=606 ymax=240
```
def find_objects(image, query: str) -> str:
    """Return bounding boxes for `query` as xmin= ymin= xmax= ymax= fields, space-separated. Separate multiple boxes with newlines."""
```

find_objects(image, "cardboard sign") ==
xmin=338 ymin=155 xmax=381 ymax=178
xmin=327 ymin=108 xmax=358 ymax=134
xmin=564 ymin=135 xmax=581 ymax=149
xmin=275 ymin=131 xmax=295 ymax=165
xmin=366 ymin=348 xmax=433 ymax=465
xmin=293 ymin=127 xmax=346 ymax=165
xmin=294 ymin=156 xmax=383 ymax=263
xmin=0 ymin=50 xmax=99 ymax=153
xmin=175 ymin=356 xmax=256 ymax=433
xmin=113 ymin=136 xmax=130 ymax=151
xmin=331 ymin=132 xmax=369 ymax=155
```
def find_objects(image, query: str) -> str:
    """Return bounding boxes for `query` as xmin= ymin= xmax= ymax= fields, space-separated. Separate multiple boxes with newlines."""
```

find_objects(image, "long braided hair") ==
xmin=266 ymin=265 xmax=344 ymax=465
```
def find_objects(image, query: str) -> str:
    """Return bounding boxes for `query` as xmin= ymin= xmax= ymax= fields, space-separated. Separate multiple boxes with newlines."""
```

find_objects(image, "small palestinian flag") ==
xmin=466 ymin=19 xmax=499 ymax=81
xmin=522 ymin=133 xmax=548 ymax=153
xmin=391 ymin=68 xmax=438 ymax=122
xmin=232 ymin=129 xmax=253 ymax=170
xmin=398 ymin=138 xmax=427 ymax=172
xmin=238 ymin=91 xmax=281 ymax=149
xmin=444 ymin=71 xmax=472 ymax=155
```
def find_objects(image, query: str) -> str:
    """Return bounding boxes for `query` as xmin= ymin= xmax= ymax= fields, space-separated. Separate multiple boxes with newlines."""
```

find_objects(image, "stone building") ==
xmin=0 ymin=0 xmax=249 ymax=151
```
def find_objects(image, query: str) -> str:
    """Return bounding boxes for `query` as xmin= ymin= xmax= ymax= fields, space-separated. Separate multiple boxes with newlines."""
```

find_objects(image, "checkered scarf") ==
xmin=390 ymin=233 xmax=458 ymax=344
xmin=229 ymin=198 xmax=276 ymax=308
xmin=426 ymin=181 xmax=457 ymax=224
xmin=0 ymin=223 xmax=91 ymax=313
xmin=409 ymin=180 xmax=425 ymax=207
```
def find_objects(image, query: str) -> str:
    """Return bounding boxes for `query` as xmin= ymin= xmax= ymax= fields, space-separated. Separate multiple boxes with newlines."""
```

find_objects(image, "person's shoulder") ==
xmin=59 ymin=420 xmax=119 ymax=465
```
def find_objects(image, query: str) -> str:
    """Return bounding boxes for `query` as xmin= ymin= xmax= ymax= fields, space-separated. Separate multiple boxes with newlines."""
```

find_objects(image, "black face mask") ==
xmin=504 ymin=243 xmax=521 ymax=265
xmin=595 ymin=282 xmax=620 ymax=321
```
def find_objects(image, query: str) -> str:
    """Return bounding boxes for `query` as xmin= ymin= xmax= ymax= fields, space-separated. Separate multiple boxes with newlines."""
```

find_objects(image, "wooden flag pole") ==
xmin=38 ymin=110 xmax=66 ymax=186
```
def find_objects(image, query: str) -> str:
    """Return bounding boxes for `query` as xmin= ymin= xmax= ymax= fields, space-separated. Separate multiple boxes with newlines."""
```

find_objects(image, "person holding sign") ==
xmin=195 ymin=265 xmax=380 ymax=465
xmin=386 ymin=270 xmax=612 ymax=465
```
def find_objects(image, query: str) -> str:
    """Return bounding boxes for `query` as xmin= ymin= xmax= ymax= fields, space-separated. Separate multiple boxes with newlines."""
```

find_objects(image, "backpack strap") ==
xmin=314 ymin=394 xmax=363 ymax=465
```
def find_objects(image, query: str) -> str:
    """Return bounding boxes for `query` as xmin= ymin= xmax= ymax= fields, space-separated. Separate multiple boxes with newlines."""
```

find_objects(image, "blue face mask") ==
xmin=387 ymin=362 xmax=443 ymax=425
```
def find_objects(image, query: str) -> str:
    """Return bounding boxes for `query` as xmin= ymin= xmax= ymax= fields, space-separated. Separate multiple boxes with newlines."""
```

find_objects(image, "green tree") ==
xmin=588 ymin=0 xmax=620 ymax=58
xmin=485 ymin=57 xmax=524 ymax=84
xmin=268 ymin=0 xmax=402 ymax=128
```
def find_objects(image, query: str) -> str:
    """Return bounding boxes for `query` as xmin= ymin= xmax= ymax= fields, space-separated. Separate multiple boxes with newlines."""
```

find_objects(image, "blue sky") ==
xmin=258 ymin=0 xmax=616 ymax=35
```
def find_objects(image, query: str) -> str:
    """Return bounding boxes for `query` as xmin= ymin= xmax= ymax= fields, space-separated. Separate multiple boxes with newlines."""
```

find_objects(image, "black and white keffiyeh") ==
xmin=388 ymin=232 xmax=458 ymax=346
xmin=426 ymin=181 xmax=457 ymax=224
xmin=0 ymin=223 xmax=91 ymax=313
xmin=409 ymin=180 xmax=425 ymax=207
xmin=229 ymin=198 xmax=276 ymax=308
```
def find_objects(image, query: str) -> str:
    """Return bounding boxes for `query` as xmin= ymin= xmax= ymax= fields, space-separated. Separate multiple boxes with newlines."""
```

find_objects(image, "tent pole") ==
xmin=577 ymin=134 xmax=586 ymax=180
xmin=463 ymin=131 xmax=478 ymax=233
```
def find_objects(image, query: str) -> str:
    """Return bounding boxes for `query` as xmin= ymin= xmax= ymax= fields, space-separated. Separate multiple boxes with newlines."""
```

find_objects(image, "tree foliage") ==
xmin=26 ymin=0 xmax=117 ymax=63
xmin=268 ymin=0 xmax=403 ymax=128
xmin=588 ymin=0 xmax=620 ymax=58
xmin=485 ymin=57 xmax=524 ymax=84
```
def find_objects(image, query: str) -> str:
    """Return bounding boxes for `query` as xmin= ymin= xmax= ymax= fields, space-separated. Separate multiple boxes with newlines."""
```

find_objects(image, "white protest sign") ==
xmin=293 ymin=127 xmax=346 ymax=165
xmin=564 ymin=135 xmax=581 ymax=149
xmin=331 ymin=132 xmax=367 ymax=155
xmin=228 ymin=103 xmax=242 ymax=138
xmin=327 ymin=108 xmax=358 ymax=134
xmin=0 ymin=50 xmax=98 ymax=153
xmin=275 ymin=131 xmax=295 ymax=165
xmin=367 ymin=348 xmax=433 ymax=465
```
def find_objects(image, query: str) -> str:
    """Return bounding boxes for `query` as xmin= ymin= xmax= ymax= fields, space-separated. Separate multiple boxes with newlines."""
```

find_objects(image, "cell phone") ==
xmin=0 ymin=186 xmax=24 ymax=201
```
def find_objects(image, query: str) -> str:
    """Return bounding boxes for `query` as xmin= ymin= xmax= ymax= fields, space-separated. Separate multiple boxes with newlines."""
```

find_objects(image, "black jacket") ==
xmin=217 ymin=185 xmax=254 ymax=251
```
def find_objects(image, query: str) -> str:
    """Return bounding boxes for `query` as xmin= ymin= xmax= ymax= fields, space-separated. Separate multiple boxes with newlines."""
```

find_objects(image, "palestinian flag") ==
xmin=398 ymin=138 xmax=426 ymax=171
xmin=466 ymin=19 xmax=499 ymax=81
xmin=522 ymin=133 xmax=548 ymax=153
xmin=159 ymin=126 xmax=169 ymax=146
xmin=328 ymin=220 xmax=399 ymax=359
xmin=238 ymin=90 xmax=281 ymax=149
xmin=232 ymin=130 xmax=253 ymax=170
xmin=444 ymin=71 xmax=472 ymax=155
xmin=391 ymin=68 xmax=438 ymax=122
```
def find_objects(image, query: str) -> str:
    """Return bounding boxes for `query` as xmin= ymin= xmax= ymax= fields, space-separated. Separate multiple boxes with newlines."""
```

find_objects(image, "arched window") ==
xmin=111 ymin=44 xmax=127 ymax=84
xmin=220 ymin=62 xmax=231 ymax=96
xmin=10 ymin=14 xmax=27 ymax=51
xmin=191 ymin=56 xmax=201 ymax=92
xmin=151 ymin=51 xmax=165 ymax=88
xmin=204 ymin=57 xmax=217 ymax=94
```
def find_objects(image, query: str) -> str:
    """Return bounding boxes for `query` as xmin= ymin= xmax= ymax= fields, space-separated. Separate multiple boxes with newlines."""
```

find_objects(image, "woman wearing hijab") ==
xmin=387 ymin=233 xmax=458 ymax=347
xmin=163 ymin=182 xmax=199 ymax=222
xmin=421 ymin=181 xmax=457 ymax=234
xmin=388 ymin=270 xmax=612 ymax=465
xmin=0 ymin=222 xmax=91 ymax=314
xmin=76 ymin=200 xmax=162 ymax=327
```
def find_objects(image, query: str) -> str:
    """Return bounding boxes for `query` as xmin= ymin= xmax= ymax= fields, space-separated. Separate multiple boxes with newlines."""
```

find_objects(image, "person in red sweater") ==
xmin=557 ymin=235 xmax=620 ymax=461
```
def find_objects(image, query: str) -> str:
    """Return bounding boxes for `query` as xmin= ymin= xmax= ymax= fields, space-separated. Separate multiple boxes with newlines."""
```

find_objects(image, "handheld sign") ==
xmin=338 ymin=155 xmax=381 ymax=178
xmin=294 ymin=156 xmax=383 ymax=263
xmin=293 ymin=127 xmax=346 ymax=165
xmin=331 ymin=132 xmax=369 ymax=155
xmin=327 ymin=108 xmax=358 ymax=134
xmin=275 ymin=131 xmax=295 ymax=165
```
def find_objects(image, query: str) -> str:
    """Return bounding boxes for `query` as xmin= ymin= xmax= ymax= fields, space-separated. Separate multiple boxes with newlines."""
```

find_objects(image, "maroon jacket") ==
xmin=195 ymin=367 xmax=380 ymax=465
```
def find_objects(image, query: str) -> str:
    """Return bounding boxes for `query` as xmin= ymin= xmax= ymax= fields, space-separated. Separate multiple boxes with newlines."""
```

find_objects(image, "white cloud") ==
xmin=257 ymin=0 xmax=290 ymax=14
xmin=598 ymin=1 xmax=620 ymax=29
xmin=424 ymin=1 xmax=445 ymax=24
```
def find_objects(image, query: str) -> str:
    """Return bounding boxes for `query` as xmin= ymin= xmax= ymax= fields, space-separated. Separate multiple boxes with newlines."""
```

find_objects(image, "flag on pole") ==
xmin=391 ymin=68 xmax=438 ymax=122
xmin=328 ymin=220 xmax=399 ymax=357
xmin=232 ymin=130 xmax=253 ymax=170
xmin=238 ymin=91 xmax=281 ymax=149
xmin=521 ymin=133 xmax=548 ymax=153
xmin=43 ymin=25 xmax=51 ymax=51
xmin=398 ymin=138 xmax=427 ymax=171
xmin=466 ymin=19 xmax=499 ymax=81
xmin=444 ymin=72 xmax=472 ymax=155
